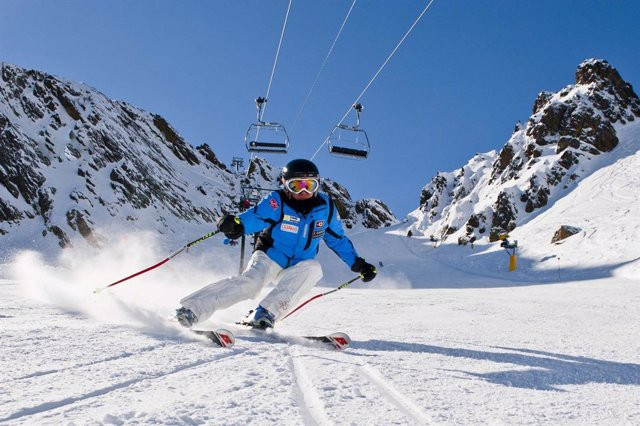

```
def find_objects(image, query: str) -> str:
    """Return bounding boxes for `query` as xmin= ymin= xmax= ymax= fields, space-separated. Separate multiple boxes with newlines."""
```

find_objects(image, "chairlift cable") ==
xmin=289 ymin=0 xmax=358 ymax=135
xmin=310 ymin=0 xmax=437 ymax=160
xmin=260 ymin=0 xmax=293 ymax=122
xmin=244 ymin=0 xmax=293 ymax=164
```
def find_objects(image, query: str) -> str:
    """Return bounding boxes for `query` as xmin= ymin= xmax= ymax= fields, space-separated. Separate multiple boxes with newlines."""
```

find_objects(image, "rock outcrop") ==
xmin=321 ymin=179 xmax=396 ymax=230
xmin=410 ymin=59 xmax=640 ymax=244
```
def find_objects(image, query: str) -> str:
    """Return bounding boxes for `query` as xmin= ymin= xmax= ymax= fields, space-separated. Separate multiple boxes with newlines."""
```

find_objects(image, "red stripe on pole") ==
xmin=282 ymin=293 xmax=324 ymax=320
xmin=104 ymin=257 xmax=170 ymax=289
xmin=281 ymin=275 xmax=361 ymax=321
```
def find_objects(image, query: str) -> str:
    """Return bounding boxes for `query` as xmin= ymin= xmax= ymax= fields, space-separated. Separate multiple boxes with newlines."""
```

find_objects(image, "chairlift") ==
xmin=328 ymin=103 xmax=370 ymax=159
xmin=245 ymin=97 xmax=289 ymax=154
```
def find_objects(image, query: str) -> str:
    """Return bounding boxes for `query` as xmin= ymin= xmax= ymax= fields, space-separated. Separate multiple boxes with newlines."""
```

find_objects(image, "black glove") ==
xmin=351 ymin=257 xmax=377 ymax=282
xmin=217 ymin=214 xmax=244 ymax=240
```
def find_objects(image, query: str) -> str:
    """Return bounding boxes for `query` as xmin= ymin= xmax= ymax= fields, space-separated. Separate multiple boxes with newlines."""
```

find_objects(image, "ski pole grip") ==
xmin=186 ymin=229 xmax=220 ymax=248
xmin=338 ymin=275 xmax=361 ymax=290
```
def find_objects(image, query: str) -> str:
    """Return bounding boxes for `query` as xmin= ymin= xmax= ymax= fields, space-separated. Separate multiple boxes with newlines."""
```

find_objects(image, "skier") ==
xmin=176 ymin=159 xmax=377 ymax=329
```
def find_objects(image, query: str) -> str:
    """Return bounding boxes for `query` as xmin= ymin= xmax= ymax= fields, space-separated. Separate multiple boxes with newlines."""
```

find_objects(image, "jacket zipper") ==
xmin=304 ymin=220 xmax=315 ymax=250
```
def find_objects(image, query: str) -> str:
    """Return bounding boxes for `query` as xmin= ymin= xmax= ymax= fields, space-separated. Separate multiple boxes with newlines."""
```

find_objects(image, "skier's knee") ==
xmin=298 ymin=260 xmax=323 ymax=280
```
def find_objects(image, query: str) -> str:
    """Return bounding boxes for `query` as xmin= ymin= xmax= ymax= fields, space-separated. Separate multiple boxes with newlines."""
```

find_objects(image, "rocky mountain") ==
xmin=409 ymin=59 xmax=640 ymax=244
xmin=0 ymin=62 xmax=396 ymax=255
xmin=320 ymin=179 xmax=396 ymax=230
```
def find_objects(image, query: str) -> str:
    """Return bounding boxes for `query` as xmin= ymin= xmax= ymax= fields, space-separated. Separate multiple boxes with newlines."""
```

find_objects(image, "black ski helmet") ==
xmin=281 ymin=159 xmax=319 ymax=180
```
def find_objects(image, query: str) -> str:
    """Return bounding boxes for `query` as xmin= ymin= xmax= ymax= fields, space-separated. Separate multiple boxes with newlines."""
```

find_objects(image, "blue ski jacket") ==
xmin=238 ymin=190 xmax=359 ymax=269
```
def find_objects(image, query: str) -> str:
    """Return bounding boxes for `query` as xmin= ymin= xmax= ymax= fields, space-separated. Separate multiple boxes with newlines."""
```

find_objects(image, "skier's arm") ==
xmin=237 ymin=191 xmax=282 ymax=234
xmin=322 ymin=201 xmax=377 ymax=281
xmin=322 ymin=205 xmax=359 ymax=269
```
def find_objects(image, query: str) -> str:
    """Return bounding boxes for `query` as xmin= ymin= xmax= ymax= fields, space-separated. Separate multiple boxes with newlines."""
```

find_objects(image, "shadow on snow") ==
xmin=353 ymin=339 xmax=640 ymax=391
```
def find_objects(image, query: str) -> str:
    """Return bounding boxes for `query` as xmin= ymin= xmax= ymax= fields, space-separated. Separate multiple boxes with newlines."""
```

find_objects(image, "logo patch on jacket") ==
xmin=284 ymin=214 xmax=300 ymax=223
xmin=312 ymin=230 xmax=324 ymax=239
xmin=315 ymin=220 xmax=325 ymax=228
xmin=281 ymin=223 xmax=299 ymax=233
xmin=269 ymin=198 xmax=279 ymax=210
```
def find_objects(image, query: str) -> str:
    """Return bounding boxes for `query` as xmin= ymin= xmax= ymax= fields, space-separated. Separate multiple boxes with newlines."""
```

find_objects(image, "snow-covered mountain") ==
xmin=0 ymin=62 xmax=396 ymax=256
xmin=409 ymin=59 xmax=640 ymax=245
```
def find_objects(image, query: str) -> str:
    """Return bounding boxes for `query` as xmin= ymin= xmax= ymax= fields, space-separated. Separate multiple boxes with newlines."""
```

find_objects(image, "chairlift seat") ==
xmin=329 ymin=145 xmax=369 ymax=158
xmin=327 ymin=124 xmax=370 ymax=160
xmin=245 ymin=121 xmax=289 ymax=154
xmin=248 ymin=141 xmax=289 ymax=152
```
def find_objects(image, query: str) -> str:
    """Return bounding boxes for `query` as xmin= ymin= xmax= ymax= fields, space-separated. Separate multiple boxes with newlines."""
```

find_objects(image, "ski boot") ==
xmin=175 ymin=306 xmax=198 ymax=328
xmin=249 ymin=305 xmax=275 ymax=329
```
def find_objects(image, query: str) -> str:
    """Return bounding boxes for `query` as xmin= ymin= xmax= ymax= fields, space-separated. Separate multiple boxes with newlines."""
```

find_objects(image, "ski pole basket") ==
xmin=328 ymin=103 xmax=370 ymax=159
xmin=245 ymin=97 xmax=290 ymax=154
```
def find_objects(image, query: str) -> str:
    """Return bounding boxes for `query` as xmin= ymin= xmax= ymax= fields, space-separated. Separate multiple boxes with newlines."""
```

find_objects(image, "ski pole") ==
xmin=282 ymin=275 xmax=362 ymax=320
xmin=93 ymin=230 xmax=220 ymax=294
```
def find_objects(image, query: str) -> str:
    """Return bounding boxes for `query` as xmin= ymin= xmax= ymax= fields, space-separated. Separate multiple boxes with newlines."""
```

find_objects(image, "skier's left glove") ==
xmin=217 ymin=214 xmax=244 ymax=240
xmin=351 ymin=257 xmax=377 ymax=283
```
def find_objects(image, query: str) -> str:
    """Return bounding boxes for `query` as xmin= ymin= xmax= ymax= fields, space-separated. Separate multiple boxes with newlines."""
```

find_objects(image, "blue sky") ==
xmin=1 ymin=1 xmax=639 ymax=217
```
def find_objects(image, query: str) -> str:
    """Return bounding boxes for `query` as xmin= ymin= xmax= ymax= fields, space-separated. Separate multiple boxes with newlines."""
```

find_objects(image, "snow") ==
xmin=2 ymin=172 xmax=640 ymax=425
xmin=2 ymin=62 xmax=639 ymax=425
xmin=1 ymin=124 xmax=640 ymax=423
xmin=1 ymin=270 xmax=639 ymax=424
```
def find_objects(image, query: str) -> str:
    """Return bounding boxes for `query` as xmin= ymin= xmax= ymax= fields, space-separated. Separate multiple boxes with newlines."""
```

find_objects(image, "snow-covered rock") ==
xmin=320 ymin=179 xmax=397 ymax=231
xmin=410 ymin=59 xmax=640 ymax=244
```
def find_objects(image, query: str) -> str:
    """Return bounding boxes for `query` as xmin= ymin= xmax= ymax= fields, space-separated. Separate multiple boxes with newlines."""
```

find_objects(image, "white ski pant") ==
xmin=180 ymin=250 xmax=323 ymax=323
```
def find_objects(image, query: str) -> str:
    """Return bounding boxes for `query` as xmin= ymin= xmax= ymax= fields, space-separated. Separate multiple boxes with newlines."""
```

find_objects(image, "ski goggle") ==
xmin=285 ymin=178 xmax=319 ymax=194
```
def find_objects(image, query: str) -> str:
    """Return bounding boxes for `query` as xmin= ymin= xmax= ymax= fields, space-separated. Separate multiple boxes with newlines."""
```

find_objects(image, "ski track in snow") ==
xmin=234 ymin=329 xmax=432 ymax=424
xmin=1 ymin=343 xmax=247 ymax=423
xmin=8 ymin=342 xmax=172 ymax=382
xmin=357 ymin=363 xmax=432 ymax=425
xmin=288 ymin=346 xmax=332 ymax=426
xmin=284 ymin=345 xmax=427 ymax=425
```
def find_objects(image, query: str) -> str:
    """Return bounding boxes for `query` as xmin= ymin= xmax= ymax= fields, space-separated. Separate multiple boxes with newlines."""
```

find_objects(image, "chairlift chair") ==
xmin=328 ymin=103 xmax=370 ymax=159
xmin=245 ymin=97 xmax=290 ymax=154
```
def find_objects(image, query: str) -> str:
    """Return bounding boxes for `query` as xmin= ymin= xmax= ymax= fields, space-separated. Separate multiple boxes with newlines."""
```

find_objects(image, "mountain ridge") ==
xmin=0 ymin=62 xmax=396 ymax=256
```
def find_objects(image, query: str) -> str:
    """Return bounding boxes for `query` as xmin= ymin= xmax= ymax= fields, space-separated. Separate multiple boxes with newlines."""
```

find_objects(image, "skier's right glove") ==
xmin=351 ymin=257 xmax=377 ymax=283
xmin=217 ymin=214 xmax=244 ymax=240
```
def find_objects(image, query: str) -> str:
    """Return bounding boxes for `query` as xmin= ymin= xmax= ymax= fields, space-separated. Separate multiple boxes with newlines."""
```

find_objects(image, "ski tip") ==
xmin=213 ymin=329 xmax=236 ymax=348
xmin=304 ymin=332 xmax=351 ymax=350
xmin=326 ymin=332 xmax=351 ymax=350
xmin=192 ymin=329 xmax=235 ymax=348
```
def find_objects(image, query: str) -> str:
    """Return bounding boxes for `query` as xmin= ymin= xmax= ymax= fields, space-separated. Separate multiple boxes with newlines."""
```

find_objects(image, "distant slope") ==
xmin=513 ymin=119 xmax=640 ymax=279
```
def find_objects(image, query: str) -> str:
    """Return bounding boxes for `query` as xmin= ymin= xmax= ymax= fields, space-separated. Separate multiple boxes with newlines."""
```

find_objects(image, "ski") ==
xmin=191 ymin=329 xmax=235 ymax=348
xmin=236 ymin=320 xmax=350 ymax=350
xmin=302 ymin=332 xmax=351 ymax=350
